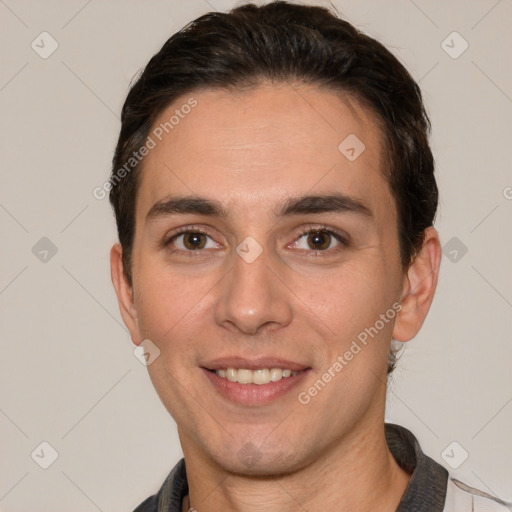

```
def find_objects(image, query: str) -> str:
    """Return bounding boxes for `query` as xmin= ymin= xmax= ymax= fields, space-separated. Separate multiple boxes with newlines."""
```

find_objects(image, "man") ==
xmin=109 ymin=2 xmax=510 ymax=511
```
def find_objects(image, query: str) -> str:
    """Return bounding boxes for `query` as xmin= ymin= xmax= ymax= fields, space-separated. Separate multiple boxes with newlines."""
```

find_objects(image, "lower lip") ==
xmin=202 ymin=368 xmax=309 ymax=406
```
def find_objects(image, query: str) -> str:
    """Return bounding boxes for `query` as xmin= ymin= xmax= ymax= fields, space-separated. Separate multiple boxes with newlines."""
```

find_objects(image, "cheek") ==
xmin=298 ymin=263 xmax=396 ymax=335
xmin=133 ymin=264 xmax=198 ymax=341
xmin=302 ymin=269 xmax=399 ymax=384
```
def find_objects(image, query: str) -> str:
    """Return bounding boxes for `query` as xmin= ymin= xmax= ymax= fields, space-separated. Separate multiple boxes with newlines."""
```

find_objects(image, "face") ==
xmin=112 ymin=83 xmax=430 ymax=476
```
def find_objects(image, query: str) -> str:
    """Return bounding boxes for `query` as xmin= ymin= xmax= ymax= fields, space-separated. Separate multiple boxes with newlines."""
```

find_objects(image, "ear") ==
xmin=110 ymin=243 xmax=142 ymax=346
xmin=393 ymin=227 xmax=442 ymax=342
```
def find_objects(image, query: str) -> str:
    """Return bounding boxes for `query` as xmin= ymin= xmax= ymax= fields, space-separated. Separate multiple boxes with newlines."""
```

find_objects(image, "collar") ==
xmin=386 ymin=423 xmax=448 ymax=511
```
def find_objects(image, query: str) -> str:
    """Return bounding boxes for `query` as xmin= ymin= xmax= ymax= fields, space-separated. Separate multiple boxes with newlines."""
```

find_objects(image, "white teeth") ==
xmin=270 ymin=368 xmax=283 ymax=381
xmin=214 ymin=368 xmax=299 ymax=385
xmin=236 ymin=369 xmax=253 ymax=384
xmin=252 ymin=369 xmax=270 ymax=385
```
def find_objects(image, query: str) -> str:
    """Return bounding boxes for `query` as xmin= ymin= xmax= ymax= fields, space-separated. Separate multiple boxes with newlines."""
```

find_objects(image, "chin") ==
xmin=205 ymin=438 xmax=310 ymax=478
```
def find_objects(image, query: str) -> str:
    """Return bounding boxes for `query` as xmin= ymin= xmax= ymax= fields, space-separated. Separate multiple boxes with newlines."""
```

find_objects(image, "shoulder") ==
xmin=443 ymin=477 xmax=512 ymax=511
xmin=131 ymin=458 xmax=188 ymax=512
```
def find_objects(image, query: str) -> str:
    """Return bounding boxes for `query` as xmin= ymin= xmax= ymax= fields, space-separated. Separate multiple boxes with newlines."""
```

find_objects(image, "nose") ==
xmin=214 ymin=246 xmax=293 ymax=335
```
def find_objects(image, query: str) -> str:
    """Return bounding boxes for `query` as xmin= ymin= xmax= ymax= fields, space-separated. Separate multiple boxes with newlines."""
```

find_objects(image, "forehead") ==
xmin=136 ymin=83 xmax=393 ymax=223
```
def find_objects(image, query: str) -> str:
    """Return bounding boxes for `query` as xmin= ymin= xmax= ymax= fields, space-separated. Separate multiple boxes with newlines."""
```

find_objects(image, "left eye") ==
xmin=172 ymin=232 xmax=218 ymax=251
xmin=294 ymin=230 xmax=343 ymax=251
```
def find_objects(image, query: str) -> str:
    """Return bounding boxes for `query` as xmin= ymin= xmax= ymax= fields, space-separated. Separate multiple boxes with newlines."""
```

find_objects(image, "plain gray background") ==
xmin=1 ymin=1 xmax=511 ymax=510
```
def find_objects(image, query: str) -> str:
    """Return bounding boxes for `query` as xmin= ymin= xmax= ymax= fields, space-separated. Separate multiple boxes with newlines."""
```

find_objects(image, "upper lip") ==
xmin=201 ymin=357 xmax=310 ymax=372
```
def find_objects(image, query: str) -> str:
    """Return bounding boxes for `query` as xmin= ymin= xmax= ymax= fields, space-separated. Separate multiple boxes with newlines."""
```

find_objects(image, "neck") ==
xmin=181 ymin=422 xmax=410 ymax=512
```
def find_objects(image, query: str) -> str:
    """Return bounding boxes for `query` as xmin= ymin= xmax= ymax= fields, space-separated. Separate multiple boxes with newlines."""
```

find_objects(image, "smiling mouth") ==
xmin=209 ymin=367 xmax=301 ymax=385
xmin=202 ymin=363 xmax=310 ymax=405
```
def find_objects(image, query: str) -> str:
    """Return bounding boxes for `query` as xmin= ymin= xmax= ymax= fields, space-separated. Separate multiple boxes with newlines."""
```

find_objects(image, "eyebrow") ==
xmin=145 ymin=193 xmax=373 ymax=223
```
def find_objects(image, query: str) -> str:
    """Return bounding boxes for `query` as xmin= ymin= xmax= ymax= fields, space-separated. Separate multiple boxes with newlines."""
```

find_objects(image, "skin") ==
xmin=111 ymin=83 xmax=441 ymax=512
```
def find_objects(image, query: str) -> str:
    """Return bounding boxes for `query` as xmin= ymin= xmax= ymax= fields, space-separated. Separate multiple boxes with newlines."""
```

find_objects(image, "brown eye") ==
xmin=165 ymin=228 xmax=220 ymax=254
xmin=291 ymin=228 xmax=346 ymax=253
xmin=183 ymin=232 xmax=207 ymax=250
xmin=307 ymin=231 xmax=332 ymax=250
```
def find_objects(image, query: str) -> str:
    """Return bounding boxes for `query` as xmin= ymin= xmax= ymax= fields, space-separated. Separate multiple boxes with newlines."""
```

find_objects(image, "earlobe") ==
xmin=392 ymin=227 xmax=442 ymax=342
xmin=110 ymin=243 xmax=142 ymax=345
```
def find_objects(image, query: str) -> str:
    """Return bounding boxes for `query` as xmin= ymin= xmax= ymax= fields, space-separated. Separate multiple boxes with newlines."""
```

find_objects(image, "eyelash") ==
xmin=162 ymin=224 xmax=349 ymax=257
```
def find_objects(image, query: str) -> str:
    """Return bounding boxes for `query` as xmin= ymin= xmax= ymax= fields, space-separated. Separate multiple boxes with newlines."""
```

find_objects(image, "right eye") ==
xmin=164 ymin=228 xmax=221 ymax=254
